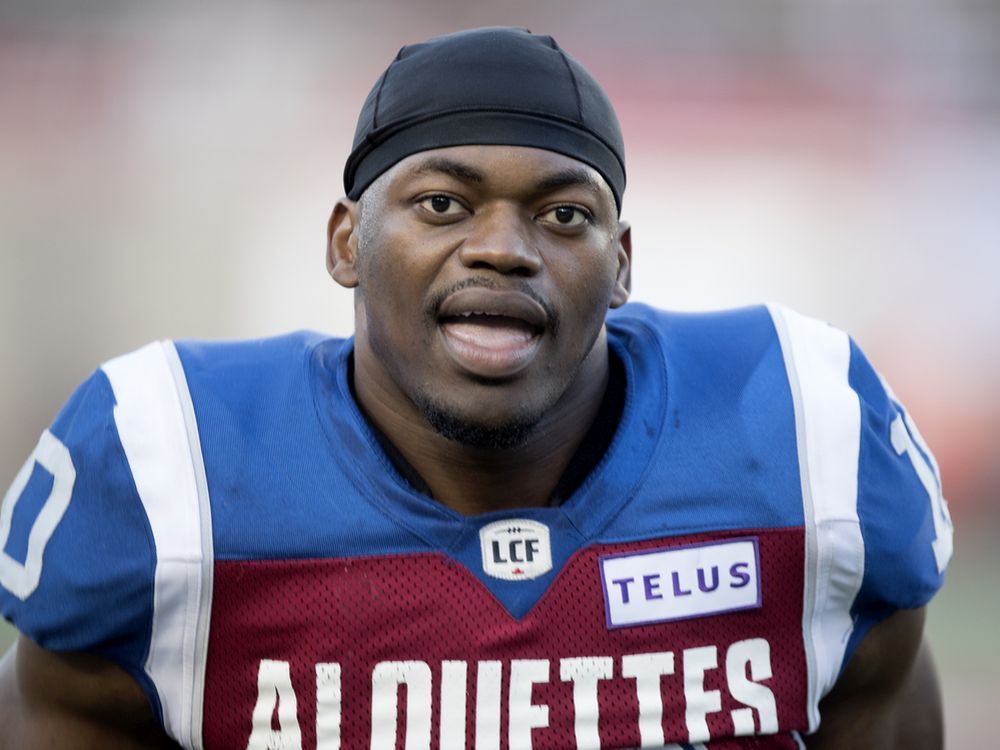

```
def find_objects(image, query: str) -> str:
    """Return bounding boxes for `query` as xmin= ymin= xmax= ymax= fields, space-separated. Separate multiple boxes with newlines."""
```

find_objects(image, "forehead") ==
xmin=373 ymin=145 xmax=616 ymax=206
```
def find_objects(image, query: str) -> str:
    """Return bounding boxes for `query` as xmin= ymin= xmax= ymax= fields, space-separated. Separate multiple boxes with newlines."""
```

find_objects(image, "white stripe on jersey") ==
xmin=768 ymin=305 xmax=865 ymax=734
xmin=103 ymin=341 xmax=213 ymax=750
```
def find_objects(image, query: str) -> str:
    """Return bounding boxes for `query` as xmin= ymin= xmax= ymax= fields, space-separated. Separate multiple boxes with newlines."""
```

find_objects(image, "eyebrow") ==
xmin=411 ymin=157 xmax=485 ymax=184
xmin=407 ymin=157 xmax=607 ymax=199
xmin=533 ymin=167 xmax=605 ymax=197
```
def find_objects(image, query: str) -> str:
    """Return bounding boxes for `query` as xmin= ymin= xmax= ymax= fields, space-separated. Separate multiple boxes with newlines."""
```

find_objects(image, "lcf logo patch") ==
xmin=479 ymin=519 xmax=553 ymax=580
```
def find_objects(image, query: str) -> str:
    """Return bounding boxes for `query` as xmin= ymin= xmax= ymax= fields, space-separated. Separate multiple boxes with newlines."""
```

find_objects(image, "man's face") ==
xmin=329 ymin=145 xmax=630 ymax=448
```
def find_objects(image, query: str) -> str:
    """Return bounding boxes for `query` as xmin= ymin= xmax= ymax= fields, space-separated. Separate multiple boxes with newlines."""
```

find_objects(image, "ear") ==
xmin=327 ymin=198 xmax=361 ymax=289
xmin=609 ymin=221 xmax=632 ymax=308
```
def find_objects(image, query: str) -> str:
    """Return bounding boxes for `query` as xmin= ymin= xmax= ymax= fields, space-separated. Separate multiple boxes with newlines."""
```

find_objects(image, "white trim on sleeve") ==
xmin=103 ymin=341 xmax=213 ymax=750
xmin=768 ymin=305 xmax=864 ymax=733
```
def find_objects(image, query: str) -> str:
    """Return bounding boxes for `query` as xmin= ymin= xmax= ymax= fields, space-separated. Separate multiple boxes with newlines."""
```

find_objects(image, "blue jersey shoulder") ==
xmin=175 ymin=331 xmax=436 ymax=562
xmin=611 ymin=303 xmax=950 ymax=620
xmin=0 ymin=368 xmax=156 ymax=677
xmin=605 ymin=303 xmax=805 ymax=538
xmin=848 ymin=339 xmax=952 ymax=616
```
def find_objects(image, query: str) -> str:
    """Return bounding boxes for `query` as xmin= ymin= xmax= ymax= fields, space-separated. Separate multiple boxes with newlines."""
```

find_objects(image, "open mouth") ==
xmin=440 ymin=312 xmax=540 ymax=347
xmin=436 ymin=290 xmax=548 ymax=378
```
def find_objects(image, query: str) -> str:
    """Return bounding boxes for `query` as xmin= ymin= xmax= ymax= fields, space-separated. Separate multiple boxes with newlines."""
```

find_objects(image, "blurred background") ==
xmin=1 ymin=0 xmax=996 ymax=743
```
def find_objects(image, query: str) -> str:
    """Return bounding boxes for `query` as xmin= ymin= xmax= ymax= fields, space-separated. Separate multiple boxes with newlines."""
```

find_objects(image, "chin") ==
xmin=415 ymin=395 xmax=543 ymax=450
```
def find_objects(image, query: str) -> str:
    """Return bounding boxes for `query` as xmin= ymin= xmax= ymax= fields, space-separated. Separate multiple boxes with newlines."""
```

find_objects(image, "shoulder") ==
xmin=0 ymin=360 xmax=166 ymax=732
xmin=608 ymin=302 xmax=784 ymax=386
xmin=612 ymin=301 xmax=951 ymax=606
xmin=765 ymin=305 xmax=951 ymax=696
xmin=169 ymin=330 xmax=348 ymax=412
xmin=0 ymin=362 xmax=154 ymax=649
xmin=766 ymin=305 xmax=952 ymax=596
xmin=0 ymin=332 xmax=345 ymax=710
xmin=608 ymin=301 xmax=799 ymax=409
xmin=608 ymin=301 xmax=776 ymax=346
xmin=173 ymin=329 xmax=336 ymax=371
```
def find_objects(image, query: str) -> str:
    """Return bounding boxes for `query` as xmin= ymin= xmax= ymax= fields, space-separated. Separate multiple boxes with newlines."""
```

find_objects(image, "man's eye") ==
xmin=538 ymin=206 xmax=589 ymax=227
xmin=418 ymin=195 xmax=466 ymax=215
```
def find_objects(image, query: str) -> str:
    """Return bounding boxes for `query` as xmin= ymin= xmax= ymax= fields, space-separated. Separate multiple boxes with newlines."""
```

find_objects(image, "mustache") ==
xmin=428 ymin=276 xmax=559 ymax=335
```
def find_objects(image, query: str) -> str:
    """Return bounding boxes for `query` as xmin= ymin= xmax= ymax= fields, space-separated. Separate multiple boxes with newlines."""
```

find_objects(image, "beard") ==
xmin=412 ymin=391 xmax=544 ymax=450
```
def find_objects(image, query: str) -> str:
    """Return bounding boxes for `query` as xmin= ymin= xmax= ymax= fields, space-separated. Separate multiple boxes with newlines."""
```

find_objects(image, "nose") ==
xmin=457 ymin=204 xmax=542 ymax=276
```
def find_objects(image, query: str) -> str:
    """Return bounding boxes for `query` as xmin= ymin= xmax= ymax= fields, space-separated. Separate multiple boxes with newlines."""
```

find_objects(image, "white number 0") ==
xmin=890 ymin=413 xmax=954 ymax=574
xmin=0 ymin=430 xmax=76 ymax=600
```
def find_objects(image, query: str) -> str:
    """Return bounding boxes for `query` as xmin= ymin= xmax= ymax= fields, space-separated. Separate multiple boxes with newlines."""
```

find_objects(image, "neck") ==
xmin=352 ymin=335 xmax=611 ymax=516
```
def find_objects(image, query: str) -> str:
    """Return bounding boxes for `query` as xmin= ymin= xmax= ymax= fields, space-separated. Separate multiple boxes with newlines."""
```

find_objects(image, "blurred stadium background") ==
xmin=1 ymin=1 xmax=996 ymax=744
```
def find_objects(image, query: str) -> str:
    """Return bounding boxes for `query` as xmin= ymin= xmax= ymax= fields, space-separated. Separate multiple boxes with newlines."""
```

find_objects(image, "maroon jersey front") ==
xmin=203 ymin=528 xmax=808 ymax=748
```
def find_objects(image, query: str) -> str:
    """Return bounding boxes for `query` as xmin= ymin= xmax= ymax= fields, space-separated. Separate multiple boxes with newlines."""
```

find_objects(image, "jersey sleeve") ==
xmin=848 ymin=339 xmax=953 ymax=625
xmin=0 ymin=368 xmax=157 ymax=686
xmin=768 ymin=303 xmax=952 ymax=720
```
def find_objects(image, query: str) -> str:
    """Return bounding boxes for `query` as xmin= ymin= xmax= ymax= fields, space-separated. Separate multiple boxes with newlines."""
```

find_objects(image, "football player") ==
xmin=0 ymin=27 xmax=951 ymax=749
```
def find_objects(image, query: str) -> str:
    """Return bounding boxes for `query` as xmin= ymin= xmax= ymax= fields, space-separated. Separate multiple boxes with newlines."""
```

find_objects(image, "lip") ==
xmin=437 ymin=288 xmax=547 ymax=378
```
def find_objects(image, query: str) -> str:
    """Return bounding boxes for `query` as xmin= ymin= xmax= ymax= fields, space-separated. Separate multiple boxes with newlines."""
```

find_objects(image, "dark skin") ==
xmin=328 ymin=146 xmax=631 ymax=514
xmin=0 ymin=145 xmax=943 ymax=747
xmin=0 ymin=636 xmax=179 ymax=749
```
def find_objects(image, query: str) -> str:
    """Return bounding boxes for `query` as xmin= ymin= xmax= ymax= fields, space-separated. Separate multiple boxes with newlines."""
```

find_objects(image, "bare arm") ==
xmin=0 ymin=634 xmax=180 ymax=750
xmin=807 ymin=606 xmax=943 ymax=749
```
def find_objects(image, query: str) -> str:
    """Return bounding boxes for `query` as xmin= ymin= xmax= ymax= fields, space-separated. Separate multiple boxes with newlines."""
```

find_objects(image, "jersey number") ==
xmin=890 ymin=413 xmax=953 ymax=574
xmin=0 ymin=430 xmax=76 ymax=600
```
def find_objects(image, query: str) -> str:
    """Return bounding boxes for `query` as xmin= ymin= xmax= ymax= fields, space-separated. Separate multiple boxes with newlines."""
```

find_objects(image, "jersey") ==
xmin=0 ymin=303 xmax=952 ymax=749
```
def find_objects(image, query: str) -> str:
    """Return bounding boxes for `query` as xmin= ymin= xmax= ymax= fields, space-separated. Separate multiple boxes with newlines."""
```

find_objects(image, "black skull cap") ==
xmin=344 ymin=27 xmax=626 ymax=213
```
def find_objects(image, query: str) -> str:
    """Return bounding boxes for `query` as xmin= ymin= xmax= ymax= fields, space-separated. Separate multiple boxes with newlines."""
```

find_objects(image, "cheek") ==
xmin=556 ymin=259 xmax=622 ymax=342
xmin=356 ymin=229 xmax=411 ymax=302
xmin=356 ymin=245 xmax=439 ymax=356
xmin=559 ymin=252 xmax=620 ymax=311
